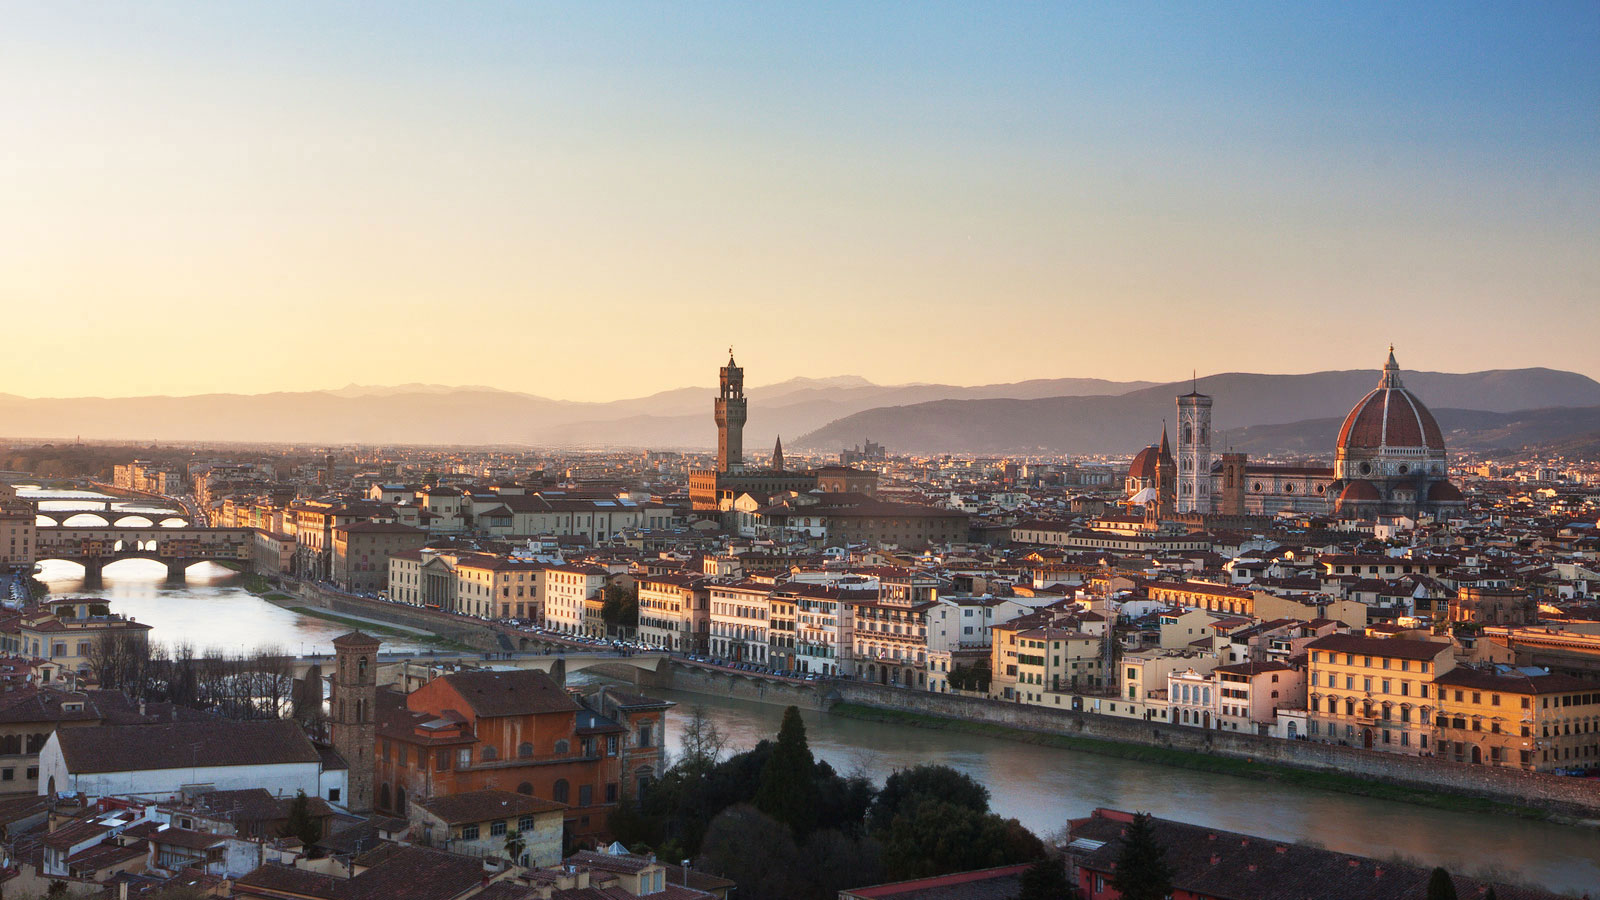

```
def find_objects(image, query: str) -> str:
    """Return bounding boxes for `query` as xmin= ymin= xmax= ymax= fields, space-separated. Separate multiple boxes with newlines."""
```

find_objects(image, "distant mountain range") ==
xmin=3 ymin=367 xmax=1595 ymax=455
xmin=1224 ymin=406 xmax=1600 ymax=456
xmin=0 ymin=375 xmax=1155 ymax=447
xmin=795 ymin=368 xmax=1600 ymax=456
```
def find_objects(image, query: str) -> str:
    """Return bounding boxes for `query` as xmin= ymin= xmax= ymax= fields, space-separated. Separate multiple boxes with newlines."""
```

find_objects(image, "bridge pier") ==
xmin=81 ymin=559 xmax=104 ymax=589
xmin=164 ymin=560 xmax=187 ymax=583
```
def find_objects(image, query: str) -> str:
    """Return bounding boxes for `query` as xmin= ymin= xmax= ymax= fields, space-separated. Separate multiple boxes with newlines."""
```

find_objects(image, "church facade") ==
xmin=1126 ymin=349 xmax=1465 ymax=521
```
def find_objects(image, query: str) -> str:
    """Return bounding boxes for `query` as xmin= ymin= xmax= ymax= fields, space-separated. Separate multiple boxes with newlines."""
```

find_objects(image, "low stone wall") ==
xmin=294 ymin=582 xmax=502 ymax=651
xmin=832 ymin=682 xmax=1600 ymax=818
xmin=661 ymin=663 xmax=832 ymax=709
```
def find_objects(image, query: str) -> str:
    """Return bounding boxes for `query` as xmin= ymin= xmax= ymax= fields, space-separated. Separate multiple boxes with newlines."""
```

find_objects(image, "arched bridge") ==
xmin=289 ymin=649 xmax=670 ymax=686
xmin=34 ymin=526 xmax=253 ymax=587
xmin=34 ymin=509 xmax=193 ymax=528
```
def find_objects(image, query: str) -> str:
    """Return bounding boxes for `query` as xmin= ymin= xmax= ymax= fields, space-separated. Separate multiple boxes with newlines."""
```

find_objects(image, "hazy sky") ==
xmin=3 ymin=3 xmax=1596 ymax=400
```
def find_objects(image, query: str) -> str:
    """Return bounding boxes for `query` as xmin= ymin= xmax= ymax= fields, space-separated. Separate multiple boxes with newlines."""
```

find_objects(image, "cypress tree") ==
xmin=754 ymin=706 xmax=819 ymax=836
xmin=280 ymin=790 xmax=321 ymax=849
xmin=1426 ymin=867 xmax=1458 ymax=900
xmin=1108 ymin=813 xmax=1173 ymax=900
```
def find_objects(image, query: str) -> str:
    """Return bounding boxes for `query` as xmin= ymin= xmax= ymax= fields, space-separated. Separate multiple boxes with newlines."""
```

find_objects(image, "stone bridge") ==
xmin=33 ymin=508 xmax=193 ymax=527
xmin=289 ymin=649 xmax=670 ymax=686
xmin=34 ymin=526 xmax=253 ymax=587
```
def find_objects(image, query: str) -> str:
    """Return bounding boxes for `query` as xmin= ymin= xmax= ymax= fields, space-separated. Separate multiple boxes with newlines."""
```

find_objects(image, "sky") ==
xmin=2 ymin=2 xmax=1596 ymax=400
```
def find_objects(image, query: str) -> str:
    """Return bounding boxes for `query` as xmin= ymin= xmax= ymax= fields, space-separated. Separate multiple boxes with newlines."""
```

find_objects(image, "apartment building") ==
xmin=852 ymin=597 xmax=935 ymax=688
xmin=1306 ymin=634 xmax=1454 ymax=754
xmin=1435 ymin=666 xmax=1600 ymax=772
xmin=636 ymin=574 xmax=707 ymax=653
xmin=783 ymin=584 xmax=862 ymax=677
xmin=1213 ymin=660 xmax=1305 ymax=736
xmin=331 ymin=522 xmax=427 ymax=594
xmin=1014 ymin=627 xmax=1104 ymax=704
xmin=544 ymin=565 xmax=610 ymax=633
xmin=708 ymin=582 xmax=772 ymax=664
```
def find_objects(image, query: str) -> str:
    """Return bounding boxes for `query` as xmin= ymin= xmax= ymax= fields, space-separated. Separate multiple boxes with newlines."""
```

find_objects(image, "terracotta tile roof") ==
xmin=437 ymin=670 xmax=581 ymax=718
xmin=54 ymin=719 xmax=321 ymax=774
xmin=341 ymin=845 xmax=488 ymax=900
xmin=1068 ymin=809 xmax=1562 ymax=900
xmin=843 ymin=863 xmax=1030 ymax=899
xmin=1305 ymin=634 xmax=1453 ymax=662
xmin=415 ymin=790 xmax=565 ymax=825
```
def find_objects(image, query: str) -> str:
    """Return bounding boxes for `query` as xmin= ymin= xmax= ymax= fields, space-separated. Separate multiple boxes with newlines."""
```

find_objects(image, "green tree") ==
xmin=280 ymin=790 xmax=322 ymax=849
xmin=879 ymin=798 xmax=1042 ymax=881
xmin=870 ymin=764 xmax=990 ymax=831
xmin=755 ymin=706 xmax=820 ymax=836
xmin=1426 ymin=867 xmax=1458 ymax=900
xmin=1019 ymin=855 xmax=1077 ymax=900
xmin=601 ymin=584 xmax=639 ymax=632
xmin=1108 ymin=813 xmax=1173 ymax=900
xmin=699 ymin=804 xmax=809 ymax=900
xmin=504 ymin=828 xmax=527 ymax=865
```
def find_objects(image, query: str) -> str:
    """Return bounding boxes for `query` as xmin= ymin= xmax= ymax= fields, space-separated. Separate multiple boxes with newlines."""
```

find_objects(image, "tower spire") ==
xmin=772 ymin=434 xmax=784 ymax=472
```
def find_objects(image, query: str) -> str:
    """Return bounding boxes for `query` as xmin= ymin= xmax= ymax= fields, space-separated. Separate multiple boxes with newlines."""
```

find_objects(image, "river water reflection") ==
xmin=617 ymin=684 xmax=1600 ymax=894
xmin=34 ymin=559 xmax=428 ymax=655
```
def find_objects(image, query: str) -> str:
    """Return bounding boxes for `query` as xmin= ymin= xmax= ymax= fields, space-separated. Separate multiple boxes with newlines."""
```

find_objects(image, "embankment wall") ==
xmin=832 ymin=681 xmax=1600 ymax=817
xmin=294 ymin=582 xmax=502 ymax=651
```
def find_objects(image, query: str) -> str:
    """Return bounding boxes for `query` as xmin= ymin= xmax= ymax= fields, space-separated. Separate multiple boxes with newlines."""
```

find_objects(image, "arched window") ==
xmin=379 ymin=783 xmax=392 ymax=811
xmin=554 ymin=740 xmax=570 ymax=755
xmin=396 ymin=786 xmax=407 ymax=815
xmin=516 ymin=782 xmax=534 ymax=795
xmin=552 ymin=779 xmax=570 ymax=803
xmin=481 ymin=745 xmax=498 ymax=762
xmin=357 ymin=656 xmax=368 ymax=680
xmin=517 ymin=742 xmax=534 ymax=759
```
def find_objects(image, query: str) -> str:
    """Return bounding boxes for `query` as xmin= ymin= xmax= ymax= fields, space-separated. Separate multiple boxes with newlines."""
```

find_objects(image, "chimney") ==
xmin=1209 ymin=855 xmax=1220 ymax=866
xmin=138 ymin=698 xmax=147 ymax=717
xmin=1373 ymin=866 xmax=1384 ymax=879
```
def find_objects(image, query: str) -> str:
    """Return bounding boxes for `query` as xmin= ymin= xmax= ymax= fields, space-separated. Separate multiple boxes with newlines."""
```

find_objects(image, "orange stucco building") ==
xmin=373 ymin=669 xmax=661 ymax=842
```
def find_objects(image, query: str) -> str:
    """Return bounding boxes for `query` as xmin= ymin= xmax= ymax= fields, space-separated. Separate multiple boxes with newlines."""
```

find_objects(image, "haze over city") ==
xmin=4 ymin=2 xmax=1597 ymax=400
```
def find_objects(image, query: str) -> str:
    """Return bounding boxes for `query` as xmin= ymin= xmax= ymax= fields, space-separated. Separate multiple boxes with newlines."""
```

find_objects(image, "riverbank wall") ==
xmin=655 ymin=662 xmax=833 ymax=708
xmin=292 ymin=581 xmax=503 ymax=651
xmin=830 ymin=681 xmax=1600 ymax=820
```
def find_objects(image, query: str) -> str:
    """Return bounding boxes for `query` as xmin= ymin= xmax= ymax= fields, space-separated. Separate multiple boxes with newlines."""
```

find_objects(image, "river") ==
xmin=23 ymin=539 xmax=1600 ymax=892
xmin=32 ymin=559 xmax=432 ymax=656
xmin=614 ymin=684 xmax=1600 ymax=894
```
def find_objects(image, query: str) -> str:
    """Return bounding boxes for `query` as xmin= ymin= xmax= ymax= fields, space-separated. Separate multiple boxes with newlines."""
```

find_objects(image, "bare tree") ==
xmin=677 ymin=705 xmax=729 ymax=773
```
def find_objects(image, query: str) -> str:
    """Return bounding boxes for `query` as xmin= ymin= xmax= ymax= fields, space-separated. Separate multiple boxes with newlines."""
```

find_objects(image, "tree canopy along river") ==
xmin=604 ymin=682 xmax=1600 ymax=894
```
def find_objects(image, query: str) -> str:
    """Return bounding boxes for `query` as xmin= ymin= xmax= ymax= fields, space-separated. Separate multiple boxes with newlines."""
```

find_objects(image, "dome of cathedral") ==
xmin=1336 ymin=349 xmax=1444 ymax=454
xmin=1337 ymin=480 xmax=1381 ymax=504
xmin=1128 ymin=445 xmax=1160 ymax=481
xmin=1428 ymin=481 xmax=1465 ymax=503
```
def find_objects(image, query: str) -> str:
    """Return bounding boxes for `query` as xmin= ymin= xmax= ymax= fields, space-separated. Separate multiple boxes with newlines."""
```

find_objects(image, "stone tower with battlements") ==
xmin=1176 ymin=386 xmax=1213 ymax=514
xmin=330 ymin=630 xmax=380 ymax=813
xmin=715 ymin=352 xmax=747 ymax=473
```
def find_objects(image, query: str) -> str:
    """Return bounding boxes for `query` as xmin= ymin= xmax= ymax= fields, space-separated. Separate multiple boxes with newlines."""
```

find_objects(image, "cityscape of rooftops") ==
xmin=1 ymin=4 xmax=1597 ymax=899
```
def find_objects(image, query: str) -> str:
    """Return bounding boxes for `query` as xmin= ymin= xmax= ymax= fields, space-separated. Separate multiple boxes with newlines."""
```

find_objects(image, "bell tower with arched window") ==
xmin=332 ymin=630 xmax=380 ymax=813
xmin=1176 ymin=387 xmax=1213 ymax=514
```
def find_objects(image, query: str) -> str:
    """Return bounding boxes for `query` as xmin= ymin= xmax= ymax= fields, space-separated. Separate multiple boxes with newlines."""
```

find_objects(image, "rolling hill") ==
xmin=796 ymin=368 xmax=1600 ymax=456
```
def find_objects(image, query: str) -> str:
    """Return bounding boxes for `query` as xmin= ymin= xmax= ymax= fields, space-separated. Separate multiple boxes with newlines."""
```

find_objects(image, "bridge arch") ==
xmin=54 ymin=512 xmax=113 ymax=527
